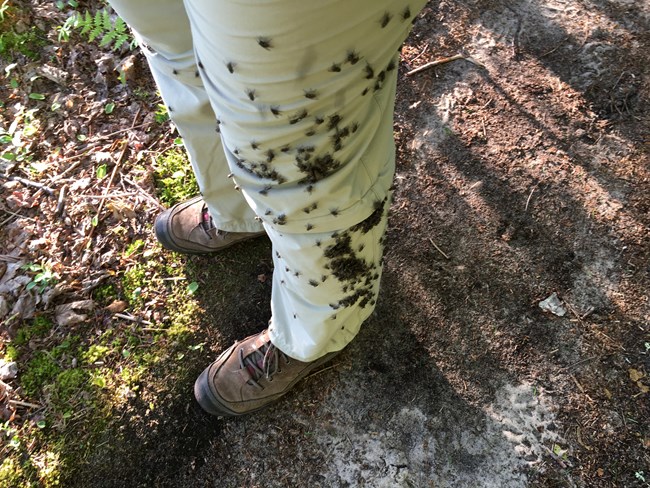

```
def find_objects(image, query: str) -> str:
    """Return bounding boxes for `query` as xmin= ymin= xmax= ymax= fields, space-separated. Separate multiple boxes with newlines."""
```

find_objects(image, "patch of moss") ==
xmin=0 ymin=26 xmax=47 ymax=60
xmin=12 ymin=316 xmax=55 ymax=347
xmin=153 ymin=148 xmax=199 ymax=206
xmin=123 ymin=239 xmax=145 ymax=258
xmin=121 ymin=264 xmax=147 ymax=303
xmin=32 ymin=316 xmax=54 ymax=336
xmin=0 ymin=456 xmax=25 ymax=488
xmin=93 ymin=283 xmax=117 ymax=305
xmin=82 ymin=344 xmax=111 ymax=365
xmin=4 ymin=344 xmax=18 ymax=361
xmin=21 ymin=351 xmax=61 ymax=397
xmin=51 ymin=368 xmax=89 ymax=407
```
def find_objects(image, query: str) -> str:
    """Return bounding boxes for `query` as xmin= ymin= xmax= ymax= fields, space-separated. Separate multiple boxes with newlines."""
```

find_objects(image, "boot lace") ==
xmin=239 ymin=340 xmax=291 ymax=389
xmin=200 ymin=205 xmax=222 ymax=238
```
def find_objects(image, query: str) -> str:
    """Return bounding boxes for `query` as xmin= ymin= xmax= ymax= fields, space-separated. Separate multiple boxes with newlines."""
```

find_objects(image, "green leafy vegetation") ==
xmin=58 ymin=8 xmax=133 ymax=51
xmin=153 ymin=148 xmax=199 ymax=206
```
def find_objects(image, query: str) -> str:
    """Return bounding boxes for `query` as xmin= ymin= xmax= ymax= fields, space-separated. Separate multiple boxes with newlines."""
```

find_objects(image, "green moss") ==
xmin=21 ymin=352 xmax=61 ymax=397
xmin=121 ymin=264 xmax=147 ymax=303
xmin=93 ymin=283 xmax=117 ymax=304
xmin=31 ymin=315 xmax=54 ymax=337
xmin=4 ymin=344 xmax=18 ymax=361
xmin=123 ymin=239 xmax=145 ymax=258
xmin=0 ymin=457 xmax=25 ymax=488
xmin=153 ymin=148 xmax=199 ymax=206
xmin=0 ymin=26 xmax=47 ymax=60
xmin=82 ymin=345 xmax=111 ymax=365
xmin=13 ymin=328 xmax=30 ymax=346
xmin=13 ymin=316 xmax=55 ymax=347
xmin=52 ymin=368 xmax=88 ymax=406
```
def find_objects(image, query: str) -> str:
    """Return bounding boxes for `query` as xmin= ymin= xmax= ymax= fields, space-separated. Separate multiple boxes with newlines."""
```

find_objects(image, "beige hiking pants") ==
xmin=108 ymin=0 xmax=426 ymax=361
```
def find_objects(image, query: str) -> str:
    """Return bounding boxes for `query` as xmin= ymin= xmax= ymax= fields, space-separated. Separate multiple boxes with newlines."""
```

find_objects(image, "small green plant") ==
xmin=21 ymin=263 xmax=58 ymax=293
xmin=1 ymin=107 xmax=40 ymax=163
xmin=58 ymin=9 xmax=133 ymax=50
xmin=636 ymin=471 xmax=646 ymax=482
xmin=0 ymin=23 xmax=46 ymax=60
xmin=154 ymin=103 xmax=169 ymax=124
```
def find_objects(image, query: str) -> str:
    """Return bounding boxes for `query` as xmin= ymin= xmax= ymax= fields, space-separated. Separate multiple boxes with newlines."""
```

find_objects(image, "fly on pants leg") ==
xmin=106 ymin=0 xmax=261 ymax=232
xmin=183 ymin=0 xmax=427 ymax=361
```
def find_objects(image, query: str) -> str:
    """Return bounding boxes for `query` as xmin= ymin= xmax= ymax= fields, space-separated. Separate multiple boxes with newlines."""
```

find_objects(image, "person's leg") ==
xmin=186 ymin=0 xmax=426 ymax=414
xmin=107 ymin=0 xmax=262 ymax=235
xmin=194 ymin=200 xmax=390 ymax=416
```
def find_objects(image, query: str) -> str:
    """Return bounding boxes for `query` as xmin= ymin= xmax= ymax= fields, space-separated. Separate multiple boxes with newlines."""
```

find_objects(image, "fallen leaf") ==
xmin=597 ymin=468 xmax=604 ymax=477
xmin=10 ymin=293 xmax=36 ymax=320
xmin=105 ymin=300 xmax=128 ymax=313
xmin=55 ymin=300 xmax=95 ymax=326
xmin=629 ymin=369 xmax=645 ymax=382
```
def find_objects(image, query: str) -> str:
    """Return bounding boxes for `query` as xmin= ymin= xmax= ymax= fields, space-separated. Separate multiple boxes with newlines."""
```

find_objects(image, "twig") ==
xmin=543 ymin=444 xmax=570 ymax=469
xmin=525 ymin=185 xmax=538 ymax=211
xmin=406 ymin=53 xmax=485 ymax=76
xmin=82 ymin=192 xmax=139 ymax=200
xmin=580 ymin=307 xmax=595 ymax=320
xmin=113 ymin=313 xmax=153 ymax=326
xmin=6 ymin=176 xmax=55 ymax=196
xmin=540 ymin=37 xmax=570 ymax=58
xmin=55 ymin=184 xmax=66 ymax=217
xmin=49 ymin=156 xmax=90 ymax=182
xmin=122 ymin=176 xmax=166 ymax=210
xmin=0 ymin=254 xmax=21 ymax=262
xmin=307 ymin=363 xmax=338 ymax=379
xmin=565 ymin=300 xmax=584 ymax=324
xmin=429 ymin=238 xmax=450 ymax=259
xmin=559 ymin=356 xmax=597 ymax=372
xmin=9 ymin=399 xmax=43 ymax=409
xmin=95 ymin=122 xmax=149 ymax=140
xmin=86 ymin=140 xmax=129 ymax=239
xmin=409 ymin=42 xmax=430 ymax=65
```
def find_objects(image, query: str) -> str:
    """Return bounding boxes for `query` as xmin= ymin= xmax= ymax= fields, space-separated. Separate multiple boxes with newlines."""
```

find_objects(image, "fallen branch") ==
xmin=55 ymin=184 xmax=67 ymax=217
xmin=9 ymin=399 xmax=43 ymax=409
xmin=4 ymin=176 xmax=56 ymax=196
xmin=406 ymin=53 xmax=485 ymax=76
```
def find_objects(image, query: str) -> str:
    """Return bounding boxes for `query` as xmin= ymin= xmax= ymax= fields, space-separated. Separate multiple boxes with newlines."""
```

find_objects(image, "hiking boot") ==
xmin=154 ymin=196 xmax=265 ymax=254
xmin=194 ymin=330 xmax=339 ymax=416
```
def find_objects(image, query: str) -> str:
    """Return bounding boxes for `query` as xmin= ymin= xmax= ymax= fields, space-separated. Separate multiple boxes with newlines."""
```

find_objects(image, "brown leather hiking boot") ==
xmin=154 ymin=196 xmax=265 ymax=254
xmin=194 ymin=330 xmax=339 ymax=416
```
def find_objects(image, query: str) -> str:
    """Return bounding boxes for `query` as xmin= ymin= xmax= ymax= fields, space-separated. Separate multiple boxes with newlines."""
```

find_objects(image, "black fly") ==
xmin=257 ymin=37 xmax=273 ymax=49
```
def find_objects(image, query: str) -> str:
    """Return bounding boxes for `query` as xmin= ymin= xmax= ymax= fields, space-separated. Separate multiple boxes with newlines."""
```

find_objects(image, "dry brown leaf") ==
xmin=629 ymin=369 xmax=645 ymax=382
xmin=55 ymin=300 xmax=95 ymax=326
xmin=105 ymin=300 xmax=128 ymax=313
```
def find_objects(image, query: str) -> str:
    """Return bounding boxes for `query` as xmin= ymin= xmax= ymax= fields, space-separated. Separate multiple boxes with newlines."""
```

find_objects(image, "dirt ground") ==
xmin=1 ymin=0 xmax=649 ymax=486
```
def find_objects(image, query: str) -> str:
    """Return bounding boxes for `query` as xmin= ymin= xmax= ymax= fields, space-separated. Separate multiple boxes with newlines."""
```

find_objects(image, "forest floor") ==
xmin=0 ymin=0 xmax=648 ymax=486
